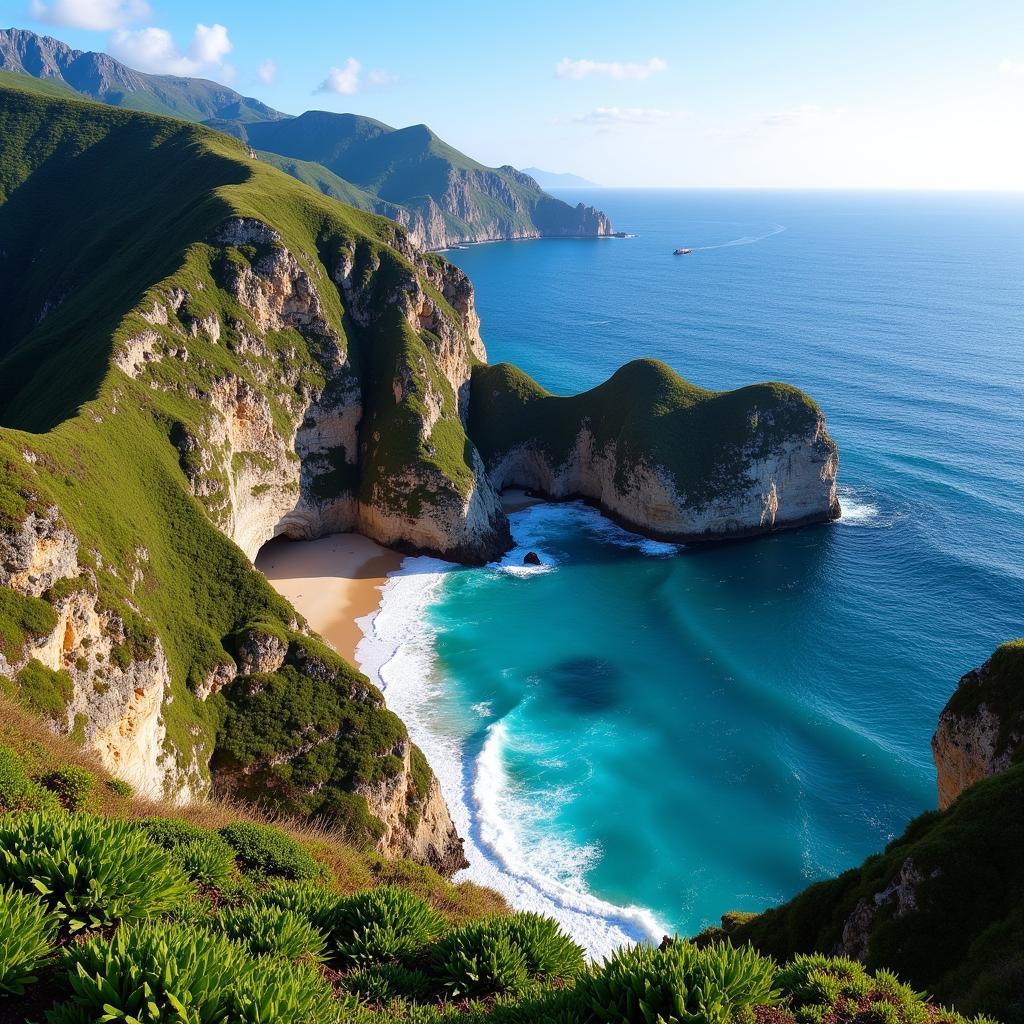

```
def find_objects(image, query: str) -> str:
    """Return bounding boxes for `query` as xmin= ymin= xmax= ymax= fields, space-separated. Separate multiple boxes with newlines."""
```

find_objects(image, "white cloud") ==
xmin=108 ymin=22 xmax=233 ymax=78
xmin=29 ymin=0 xmax=148 ymax=30
xmin=573 ymin=106 xmax=686 ymax=127
xmin=555 ymin=57 xmax=667 ymax=81
xmin=317 ymin=57 xmax=396 ymax=95
xmin=998 ymin=57 xmax=1024 ymax=78
xmin=190 ymin=22 xmax=232 ymax=65
xmin=257 ymin=59 xmax=278 ymax=85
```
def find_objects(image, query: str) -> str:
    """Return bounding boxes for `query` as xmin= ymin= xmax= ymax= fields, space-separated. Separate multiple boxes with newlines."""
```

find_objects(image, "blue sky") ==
xmin=8 ymin=0 xmax=1024 ymax=188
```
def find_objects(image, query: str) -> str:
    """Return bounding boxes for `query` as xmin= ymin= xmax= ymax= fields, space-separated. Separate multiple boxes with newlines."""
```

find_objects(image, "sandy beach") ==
xmin=500 ymin=487 xmax=544 ymax=513
xmin=256 ymin=533 xmax=404 ymax=663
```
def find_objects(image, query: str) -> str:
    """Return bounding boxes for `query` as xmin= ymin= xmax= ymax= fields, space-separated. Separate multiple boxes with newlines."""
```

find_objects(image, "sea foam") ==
xmin=354 ymin=504 xmax=669 ymax=959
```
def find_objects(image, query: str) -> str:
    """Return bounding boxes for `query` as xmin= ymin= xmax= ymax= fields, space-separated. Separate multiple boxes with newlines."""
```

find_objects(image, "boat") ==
xmin=673 ymin=248 xmax=692 ymax=255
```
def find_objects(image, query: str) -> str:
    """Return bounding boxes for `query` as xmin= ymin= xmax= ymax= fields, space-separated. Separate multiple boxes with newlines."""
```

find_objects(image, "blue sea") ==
xmin=357 ymin=190 xmax=1024 ymax=955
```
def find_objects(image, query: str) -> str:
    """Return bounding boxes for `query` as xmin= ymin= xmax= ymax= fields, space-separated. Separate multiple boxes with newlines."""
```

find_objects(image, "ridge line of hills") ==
xmin=0 ymin=26 xmax=616 ymax=250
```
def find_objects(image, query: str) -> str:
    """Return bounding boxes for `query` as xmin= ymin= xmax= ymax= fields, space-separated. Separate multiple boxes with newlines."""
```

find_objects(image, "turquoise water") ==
xmin=360 ymin=191 xmax=1024 ymax=953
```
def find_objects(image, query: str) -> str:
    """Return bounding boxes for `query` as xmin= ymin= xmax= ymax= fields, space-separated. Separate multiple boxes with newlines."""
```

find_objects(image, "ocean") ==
xmin=356 ymin=190 xmax=1024 ymax=956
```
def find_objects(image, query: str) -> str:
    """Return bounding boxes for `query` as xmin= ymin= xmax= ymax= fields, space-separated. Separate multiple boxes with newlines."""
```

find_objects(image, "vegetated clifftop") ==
xmin=0 ymin=78 xmax=494 ymax=874
xmin=715 ymin=640 xmax=1024 ymax=1024
xmin=932 ymin=639 xmax=1024 ymax=809
xmin=0 ymin=78 xmax=840 ymax=883
xmin=232 ymin=112 xmax=615 ymax=249
xmin=0 ymin=28 xmax=617 ymax=251
xmin=469 ymin=360 xmax=840 ymax=542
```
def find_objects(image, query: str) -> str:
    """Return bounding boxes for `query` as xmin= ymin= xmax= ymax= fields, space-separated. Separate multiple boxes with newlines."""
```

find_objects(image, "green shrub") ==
xmin=576 ymin=940 xmax=780 ymax=1024
xmin=221 ymin=903 xmax=328 ymax=962
xmin=14 ymin=660 xmax=72 ymax=719
xmin=40 ymin=766 xmax=94 ymax=810
xmin=47 ymin=921 xmax=341 ymax=1024
xmin=217 ymin=821 xmax=324 ymax=881
xmin=775 ymin=953 xmax=872 ymax=1007
xmin=0 ymin=812 xmax=193 ymax=930
xmin=252 ymin=878 xmax=341 ymax=929
xmin=500 ymin=912 xmax=586 ymax=982
xmin=430 ymin=913 xmax=584 ymax=999
xmin=0 ymin=884 xmax=57 ymax=996
xmin=0 ymin=745 xmax=59 ymax=813
xmin=105 ymin=778 xmax=133 ymax=798
xmin=329 ymin=885 xmax=447 ymax=966
xmin=343 ymin=962 xmax=434 ymax=1003
xmin=135 ymin=817 xmax=237 ymax=888
xmin=432 ymin=921 xmax=529 ymax=998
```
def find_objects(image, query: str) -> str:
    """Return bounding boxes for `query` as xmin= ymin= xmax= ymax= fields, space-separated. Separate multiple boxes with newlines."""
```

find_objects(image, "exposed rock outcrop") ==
xmin=932 ymin=641 xmax=1024 ymax=809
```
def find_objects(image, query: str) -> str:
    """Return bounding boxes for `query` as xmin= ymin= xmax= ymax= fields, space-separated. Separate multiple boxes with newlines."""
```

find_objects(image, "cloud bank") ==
xmin=108 ymin=22 xmax=233 ymax=78
xmin=29 ymin=0 xmax=148 ymax=30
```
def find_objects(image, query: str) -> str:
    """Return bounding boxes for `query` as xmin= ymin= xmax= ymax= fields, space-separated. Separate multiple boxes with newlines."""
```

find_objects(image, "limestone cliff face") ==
xmin=472 ymin=361 xmax=840 ymax=544
xmin=0 ymin=509 xmax=197 ymax=800
xmin=932 ymin=643 xmax=1024 ymax=809
xmin=390 ymin=165 xmax=615 ymax=250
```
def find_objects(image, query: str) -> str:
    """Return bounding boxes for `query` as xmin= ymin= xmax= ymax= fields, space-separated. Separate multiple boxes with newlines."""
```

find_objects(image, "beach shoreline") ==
xmin=255 ymin=532 xmax=404 ymax=664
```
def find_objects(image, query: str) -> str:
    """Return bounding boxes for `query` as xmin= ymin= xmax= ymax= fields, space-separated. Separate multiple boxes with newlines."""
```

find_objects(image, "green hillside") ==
xmin=0 ymin=76 xmax=488 ymax=847
xmin=719 ymin=762 xmax=1024 ymax=1023
xmin=469 ymin=359 xmax=825 ymax=508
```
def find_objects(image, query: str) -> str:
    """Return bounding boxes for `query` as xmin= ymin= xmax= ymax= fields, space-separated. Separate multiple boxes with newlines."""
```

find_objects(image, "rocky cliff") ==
xmin=932 ymin=639 xmax=1024 ymax=809
xmin=0 ymin=79 xmax=839 ymax=882
xmin=470 ymin=360 xmax=840 ymax=542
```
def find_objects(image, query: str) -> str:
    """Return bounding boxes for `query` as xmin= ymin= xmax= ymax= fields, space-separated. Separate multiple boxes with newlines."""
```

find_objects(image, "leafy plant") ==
xmin=135 ymin=817 xmax=237 ymax=888
xmin=0 ymin=812 xmax=193 ymax=930
xmin=40 ymin=766 xmax=94 ymax=810
xmin=343 ymin=962 xmax=435 ymax=1003
xmin=500 ymin=912 xmax=585 ymax=982
xmin=105 ymin=778 xmax=133 ymax=798
xmin=577 ymin=939 xmax=780 ymax=1024
xmin=329 ymin=885 xmax=447 ymax=966
xmin=0 ymin=745 xmax=59 ymax=813
xmin=217 ymin=821 xmax=324 ymax=881
xmin=431 ymin=920 xmax=530 ymax=998
xmin=220 ymin=903 xmax=328 ymax=962
xmin=0 ymin=884 xmax=57 ymax=995
xmin=251 ymin=878 xmax=341 ymax=930
xmin=775 ymin=954 xmax=872 ymax=1007
xmin=47 ymin=921 xmax=341 ymax=1023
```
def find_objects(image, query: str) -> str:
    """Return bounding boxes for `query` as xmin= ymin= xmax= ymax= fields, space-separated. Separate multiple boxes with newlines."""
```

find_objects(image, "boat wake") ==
xmin=691 ymin=223 xmax=787 ymax=251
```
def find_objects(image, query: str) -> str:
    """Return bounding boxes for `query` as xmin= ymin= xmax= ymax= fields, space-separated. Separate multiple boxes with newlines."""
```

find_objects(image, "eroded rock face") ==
xmin=839 ymin=856 xmax=938 ymax=960
xmin=486 ymin=415 xmax=839 ymax=543
xmin=932 ymin=649 xmax=1023 ymax=809
xmin=358 ymin=740 xmax=467 ymax=875
xmin=0 ymin=507 xmax=79 ymax=596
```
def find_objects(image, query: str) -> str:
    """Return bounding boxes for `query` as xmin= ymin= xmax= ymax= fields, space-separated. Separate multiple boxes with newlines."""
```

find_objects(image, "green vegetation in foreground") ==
xmin=720 ymin=763 xmax=1024 ymax=1023
xmin=0 ymin=706 xmax=1008 ymax=1022
xmin=469 ymin=359 xmax=825 ymax=505
xmin=0 ymin=75 xmax=484 ymax=821
xmin=943 ymin=640 xmax=1024 ymax=762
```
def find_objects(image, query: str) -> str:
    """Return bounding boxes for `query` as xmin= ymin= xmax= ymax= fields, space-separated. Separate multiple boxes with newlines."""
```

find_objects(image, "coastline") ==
xmin=255 ymin=532 xmax=403 ymax=664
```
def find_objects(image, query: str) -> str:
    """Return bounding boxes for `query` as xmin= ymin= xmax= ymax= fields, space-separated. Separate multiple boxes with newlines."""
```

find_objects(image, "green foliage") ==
xmin=576 ymin=940 xmax=780 ymax=1024
xmin=776 ymin=954 xmax=872 ymax=1008
xmin=217 ymin=821 xmax=325 ymax=881
xmin=134 ymin=816 xmax=238 ymax=888
xmin=730 ymin=764 xmax=1024 ymax=1022
xmin=104 ymin=777 xmax=133 ymax=798
xmin=14 ymin=660 xmax=73 ymax=720
xmin=0 ymin=589 xmax=57 ymax=663
xmin=40 ymin=765 xmax=94 ymax=810
xmin=220 ymin=903 xmax=329 ymax=962
xmin=0 ymin=744 xmax=59 ymax=813
xmin=251 ymin=878 xmax=341 ymax=930
xmin=0 ymin=884 xmax=57 ymax=996
xmin=431 ymin=913 xmax=584 ymax=999
xmin=431 ymin=921 xmax=529 ymax=998
xmin=344 ymin=962 xmax=435 ymax=1003
xmin=0 ymin=812 xmax=193 ymax=930
xmin=470 ymin=359 xmax=825 ymax=514
xmin=329 ymin=885 xmax=447 ymax=966
xmin=47 ymin=921 xmax=341 ymax=1024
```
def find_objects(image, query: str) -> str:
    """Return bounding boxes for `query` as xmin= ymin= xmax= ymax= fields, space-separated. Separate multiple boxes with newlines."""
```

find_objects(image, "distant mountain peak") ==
xmin=521 ymin=167 xmax=601 ymax=188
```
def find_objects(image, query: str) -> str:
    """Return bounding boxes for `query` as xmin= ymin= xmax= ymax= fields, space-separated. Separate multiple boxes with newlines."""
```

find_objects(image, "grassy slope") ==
xmin=469 ymin=359 xmax=824 ymax=504
xmin=943 ymin=639 xmax=1024 ymax=760
xmin=0 ymin=77 xmax=480 ymax=835
xmin=0 ymin=67 xmax=78 ymax=98
xmin=726 ymin=763 xmax=1024 ymax=1022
